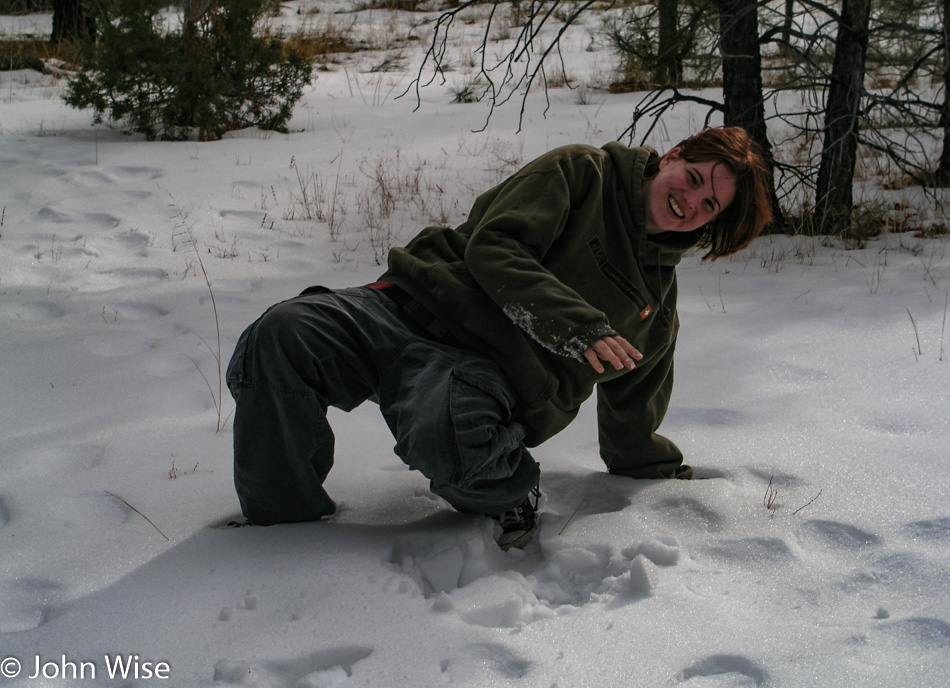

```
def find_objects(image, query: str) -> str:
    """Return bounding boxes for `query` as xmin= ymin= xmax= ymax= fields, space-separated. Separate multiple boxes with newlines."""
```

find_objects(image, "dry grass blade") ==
xmin=906 ymin=307 xmax=922 ymax=356
xmin=190 ymin=240 xmax=225 ymax=433
xmin=105 ymin=491 xmax=170 ymax=541
xmin=558 ymin=470 xmax=608 ymax=536
xmin=940 ymin=292 xmax=948 ymax=362
xmin=792 ymin=490 xmax=822 ymax=516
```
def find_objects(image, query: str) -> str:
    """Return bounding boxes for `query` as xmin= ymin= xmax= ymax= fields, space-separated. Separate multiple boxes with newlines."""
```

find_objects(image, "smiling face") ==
xmin=643 ymin=148 xmax=737 ymax=235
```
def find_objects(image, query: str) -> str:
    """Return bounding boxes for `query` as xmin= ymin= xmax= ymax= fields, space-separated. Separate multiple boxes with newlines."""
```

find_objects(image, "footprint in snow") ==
xmin=199 ymin=292 xmax=251 ymax=309
xmin=0 ymin=300 xmax=68 ymax=321
xmin=702 ymin=537 xmax=796 ymax=565
xmin=870 ymin=617 xmax=950 ymax=651
xmin=59 ymin=164 xmax=150 ymax=187
xmin=83 ymin=212 xmax=122 ymax=228
xmin=36 ymin=165 xmax=67 ymax=178
xmin=73 ymin=169 xmax=115 ymax=185
xmin=106 ymin=302 xmax=168 ymax=321
xmin=34 ymin=206 xmax=72 ymax=223
xmin=82 ymin=267 xmax=169 ymax=292
xmin=675 ymin=654 xmax=769 ymax=687
xmin=219 ymin=209 xmax=265 ymax=221
xmin=799 ymin=519 xmax=882 ymax=549
xmin=212 ymin=646 xmax=372 ymax=688
xmin=841 ymin=552 xmax=925 ymax=594
xmin=390 ymin=521 xmax=661 ymax=628
xmin=859 ymin=414 xmax=929 ymax=436
xmin=0 ymin=577 xmax=62 ymax=633
xmin=901 ymin=517 xmax=950 ymax=543
xmin=746 ymin=466 xmax=811 ymax=488
xmin=767 ymin=362 xmax=832 ymax=385
xmin=114 ymin=230 xmax=152 ymax=257
xmin=650 ymin=496 xmax=725 ymax=532
xmin=33 ymin=206 xmax=121 ymax=228
xmin=111 ymin=165 xmax=163 ymax=180
xmin=441 ymin=642 xmax=532 ymax=681
xmin=568 ymin=487 xmax=631 ymax=517
xmin=19 ymin=443 xmax=106 ymax=473
xmin=541 ymin=470 xmax=631 ymax=518
xmin=0 ymin=494 xmax=10 ymax=528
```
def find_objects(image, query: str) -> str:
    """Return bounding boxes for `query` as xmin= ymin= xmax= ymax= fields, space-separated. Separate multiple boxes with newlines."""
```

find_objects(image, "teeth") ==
xmin=669 ymin=196 xmax=684 ymax=218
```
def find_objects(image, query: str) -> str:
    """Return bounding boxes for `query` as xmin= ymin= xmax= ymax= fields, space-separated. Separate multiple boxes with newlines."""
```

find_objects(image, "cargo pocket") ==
xmin=226 ymin=327 xmax=253 ymax=394
xmin=448 ymin=357 xmax=528 ymax=489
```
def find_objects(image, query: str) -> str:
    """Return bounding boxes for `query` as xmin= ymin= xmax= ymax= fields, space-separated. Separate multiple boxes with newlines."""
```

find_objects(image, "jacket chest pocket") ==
xmin=586 ymin=237 xmax=656 ymax=319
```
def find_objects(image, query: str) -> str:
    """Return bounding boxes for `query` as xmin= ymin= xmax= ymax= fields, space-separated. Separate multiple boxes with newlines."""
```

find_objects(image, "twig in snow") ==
xmin=718 ymin=268 xmax=726 ymax=313
xmin=105 ymin=491 xmax=169 ymax=541
xmin=940 ymin=292 xmax=948 ymax=362
xmin=191 ymin=242 xmax=225 ymax=432
xmin=558 ymin=471 xmax=608 ymax=536
xmin=792 ymin=490 xmax=822 ymax=516
xmin=763 ymin=475 xmax=778 ymax=516
xmin=906 ymin=307 xmax=922 ymax=356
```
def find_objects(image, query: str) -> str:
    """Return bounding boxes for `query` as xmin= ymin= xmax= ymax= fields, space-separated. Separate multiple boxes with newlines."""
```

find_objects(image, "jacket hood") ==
xmin=603 ymin=141 xmax=702 ymax=267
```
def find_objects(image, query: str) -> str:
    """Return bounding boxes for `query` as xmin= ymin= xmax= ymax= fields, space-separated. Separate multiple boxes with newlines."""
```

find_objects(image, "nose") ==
xmin=682 ymin=187 xmax=698 ymax=211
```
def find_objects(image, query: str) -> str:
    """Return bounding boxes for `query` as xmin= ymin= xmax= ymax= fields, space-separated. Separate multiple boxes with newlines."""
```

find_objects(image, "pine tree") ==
xmin=64 ymin=0 xmax=313 ymax=141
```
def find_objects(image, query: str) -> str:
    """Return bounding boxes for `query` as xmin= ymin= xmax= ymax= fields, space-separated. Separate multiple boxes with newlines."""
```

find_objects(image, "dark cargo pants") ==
xmin=226 ymin=286 xmax=540 ymax=525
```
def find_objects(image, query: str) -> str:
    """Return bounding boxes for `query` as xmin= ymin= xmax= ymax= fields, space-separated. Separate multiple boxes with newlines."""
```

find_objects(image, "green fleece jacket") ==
xmin=381 ymin=143 xmax=702 ymax=478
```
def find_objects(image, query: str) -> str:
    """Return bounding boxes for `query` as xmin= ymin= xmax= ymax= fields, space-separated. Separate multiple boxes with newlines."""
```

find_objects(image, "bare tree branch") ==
xmin=401 ymin=1 xmax=610 ymax=132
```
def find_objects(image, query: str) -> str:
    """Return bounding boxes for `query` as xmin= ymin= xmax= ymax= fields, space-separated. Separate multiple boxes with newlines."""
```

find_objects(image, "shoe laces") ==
xmin=496 ymin=486 xmax=541 ymax=530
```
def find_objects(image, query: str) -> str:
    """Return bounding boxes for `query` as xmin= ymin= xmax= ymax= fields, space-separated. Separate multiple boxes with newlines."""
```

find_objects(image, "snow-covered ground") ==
xmin=1 ymin=3 xmax=949 ymax=687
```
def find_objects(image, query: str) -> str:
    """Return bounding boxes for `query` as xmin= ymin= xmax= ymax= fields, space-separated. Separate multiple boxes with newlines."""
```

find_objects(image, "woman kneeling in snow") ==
xmin=226 ymin=126 xmax=772 ymax=549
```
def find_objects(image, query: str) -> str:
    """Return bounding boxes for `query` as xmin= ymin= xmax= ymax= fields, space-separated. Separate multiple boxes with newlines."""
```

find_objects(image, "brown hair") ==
xmin=645 ymin=126 xmax=773 ymax=260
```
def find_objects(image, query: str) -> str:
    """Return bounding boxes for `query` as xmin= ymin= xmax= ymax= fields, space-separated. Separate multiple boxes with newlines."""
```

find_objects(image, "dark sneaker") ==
xmin=493 ymin=486 xmax=542 ymax=551
xmin=672 ymin=465 xmax=693 ymax=480
xmin=660 ymin=464 xmax=693 ymax=480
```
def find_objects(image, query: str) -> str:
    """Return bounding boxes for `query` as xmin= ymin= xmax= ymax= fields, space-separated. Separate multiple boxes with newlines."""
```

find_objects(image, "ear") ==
xmin=659 ymin=146 xmax=682 ymax=168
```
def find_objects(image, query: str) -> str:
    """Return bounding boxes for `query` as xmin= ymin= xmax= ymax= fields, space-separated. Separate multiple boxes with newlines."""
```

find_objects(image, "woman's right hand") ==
xmin=583 ymin=335 xmax=642 ymax=374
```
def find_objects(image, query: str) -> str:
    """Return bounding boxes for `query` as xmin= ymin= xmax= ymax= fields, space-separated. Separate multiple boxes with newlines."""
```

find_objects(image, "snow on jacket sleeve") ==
xmin=461 ymin=149 xmax=618 ymax=360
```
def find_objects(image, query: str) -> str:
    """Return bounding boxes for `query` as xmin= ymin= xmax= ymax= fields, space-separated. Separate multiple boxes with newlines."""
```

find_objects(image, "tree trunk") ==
xmin=935 ymin=0 xmax=950 ymax=185
xmin=715 ymin=0 xmax=784 ymax=229
xmin=655 ymin=0 xmax=680 ymax=86
xmin=51 ymin=0 xmax=94 ymax=42
xmin=813 ymin=0 xmax=870 ymax=233
xmin=781 ymin=0 xmax=795 ymax=54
